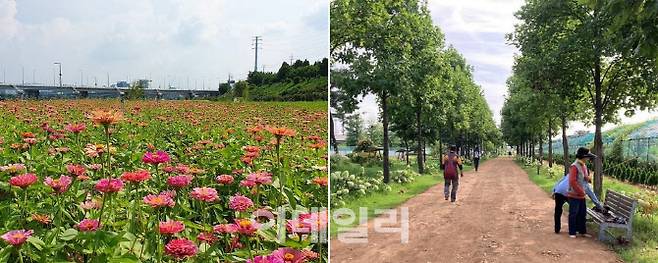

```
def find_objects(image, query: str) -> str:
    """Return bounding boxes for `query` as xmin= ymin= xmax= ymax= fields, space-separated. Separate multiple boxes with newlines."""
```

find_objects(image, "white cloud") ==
xmin=0 ymin=0 xmax=327 ymax=88
xmin=0 ymin=0 xmax=19 ymax=38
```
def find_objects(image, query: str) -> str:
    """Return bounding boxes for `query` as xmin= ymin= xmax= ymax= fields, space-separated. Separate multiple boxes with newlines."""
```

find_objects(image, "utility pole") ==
xmin=32 ymin=69 xmax=35 ymax=84
xmin=54 ymin=62 xmax=62 ymax=89
xmin=22 ymin=66 xmax=24 ymax=85
xmin=290 ymin=54 xmax=294 ymax=64
xmin=107 ymin=73 xmax=110 ymax=88
xmin=252 ymin=36 xmax=262 ymax=72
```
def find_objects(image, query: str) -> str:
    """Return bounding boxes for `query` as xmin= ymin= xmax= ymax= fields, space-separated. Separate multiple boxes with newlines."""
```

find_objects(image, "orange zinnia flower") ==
xmin=90 ymin=110 xmax=122 ymax=126
xmin=266 ymin=126 xmax=297 ymax=137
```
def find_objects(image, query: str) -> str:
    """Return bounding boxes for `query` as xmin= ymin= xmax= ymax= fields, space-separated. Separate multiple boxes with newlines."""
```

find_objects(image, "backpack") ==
xmin=444 ymin=153 xmax=458 ymax=179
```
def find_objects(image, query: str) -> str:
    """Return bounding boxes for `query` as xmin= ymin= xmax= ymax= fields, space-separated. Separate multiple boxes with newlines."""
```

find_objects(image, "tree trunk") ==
xmin=561 ymin=115 xmax=570 ymax=176
xmin=381 ymin=90 xmax=390 ymax=184
xmin=330 ymin=113 xmax=339 ymax=155
xmin=593 ymin=62 xmax=604 ymax=197
xmin=548 ymin=121 xmax=553 ymax=168
xmin=416 ymin=99 xmax=425 ymax=174
xmin=405 ymin=140 xmax=410 ymax=165
xmin=539 ymin=136 xmax=544 ymax=163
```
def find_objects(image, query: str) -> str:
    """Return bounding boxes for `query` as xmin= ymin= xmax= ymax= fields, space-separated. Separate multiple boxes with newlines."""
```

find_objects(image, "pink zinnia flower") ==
xmin=65 ymin=123 xmax=86 ymax=134
xmin=167 ymin=175 xmax=193 ymax=188
xmin=229 ymin=195 xmax=254 ymax=212
xmin=247 ymin=255 xmax=285 ymax=263
xmin=215 ymin=174 xmax=234 ymax=185
xmin=9 ymin=173 xmax=38 ymax=189
xmin=190 ymin=187 xmax=218 ymax=202
xmin=44 ymin=175 xmax=72 ymax=194
xmin=121 ymin=170 xmax=151 ymax=183
xmin=1 ymin=230 xmax=33 ymax=246
xmin=233 ymin=219 xmax=260 ymax=236
xmin=95 ymin=178 xmax=124 ymax=193
xmin=159 ymin=221 xmax=185 ymax=235
xmin=66 ymin=164 xmax=87 ymax=178
xmin=196 ymin=232 xmax=218 ymax=244
xmin=300 ymin=210 xmax=328 ymax=232
xmin=142 ymin=150 xmax=170 ymax=165
xmin=271 ymin=248 xmax=307 ymax=263
xmin=77 ymin=219 xmax=100 ymax=232
xmin=240 ymin=179 xmax=256 ymax=188
xmin=213 ymin=224 xmax=238 ymax=234
xmin=143 ymin=194 xmax=175 ymax=208
xmin=164 ymin=238 xmax=198 ymax=259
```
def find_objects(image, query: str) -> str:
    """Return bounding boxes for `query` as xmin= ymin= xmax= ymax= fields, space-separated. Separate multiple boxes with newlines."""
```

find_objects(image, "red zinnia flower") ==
xmin=121 ymin=170 xmax=151 ymax=183
xmin=164 ymin=238 xmax=198 ymax=259
xmin=66 ymin=164 xmax=87 ymax=177
xmin=159 ymin=221 xmax=185 ymax=235
xmin=142 ymin=150 xmax=171 ymax=165
xmin=215 ymin=174 xmax=234 ymax=185
xmin=95 ymin=178 xmax=124 ymax=193
xmin=167 ymin=175 xmax=193 ymax=188
xmin=9 ymin=173 xmax=38 ymax=189
xmin=77 ymin=219 xmax=100 ymax=232
xmin=196 ymin=232 xmax=218 ymax=244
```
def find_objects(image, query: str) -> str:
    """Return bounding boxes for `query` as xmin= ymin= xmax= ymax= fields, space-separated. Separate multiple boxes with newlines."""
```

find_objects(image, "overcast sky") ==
xmin=0 ymin=0 xmax=328 ymax=89
xmin=341 ymin=0 xmax=656 ymax=138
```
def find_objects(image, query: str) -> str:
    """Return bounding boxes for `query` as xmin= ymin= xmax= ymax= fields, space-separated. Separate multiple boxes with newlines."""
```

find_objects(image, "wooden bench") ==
xmin=586 ymin=190 xmax=638 ymax=242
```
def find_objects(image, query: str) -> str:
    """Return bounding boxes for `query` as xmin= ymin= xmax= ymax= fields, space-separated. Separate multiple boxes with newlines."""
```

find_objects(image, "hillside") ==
xmin=249 ymin=77 xmax=327 ymax=101
xmin=549 ymin=118 xmax=658 ymax=161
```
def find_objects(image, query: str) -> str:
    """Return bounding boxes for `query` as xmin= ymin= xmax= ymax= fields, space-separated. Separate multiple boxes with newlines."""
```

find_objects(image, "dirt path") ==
xmin=330 ymin=157 xmax=621 ymax=263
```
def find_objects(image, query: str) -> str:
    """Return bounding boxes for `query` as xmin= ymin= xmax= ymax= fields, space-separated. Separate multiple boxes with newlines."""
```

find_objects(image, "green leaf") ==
xmin=27 ymin=236 xmax=46 ymax=251
xmin=60 ymin=228 xmax=79 ymax=241
xmin=109 ymin=255 xmax=139 ymax=263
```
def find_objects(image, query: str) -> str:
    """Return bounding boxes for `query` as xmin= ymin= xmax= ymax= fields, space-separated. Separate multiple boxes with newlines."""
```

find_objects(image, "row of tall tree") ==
xmin=330 ymin=0 xmax=500 ymax=183
xmin=501 ymin=0 xmax=658 ymax=196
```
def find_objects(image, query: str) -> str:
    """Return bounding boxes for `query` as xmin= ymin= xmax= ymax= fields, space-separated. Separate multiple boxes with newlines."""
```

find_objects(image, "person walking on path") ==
xmin=567 ymin=147 xmax=597 ymax=238
xmin=441 ymin=145 xmax=463 ymax=202
xmin=553 ymin=168 xmax=603 ymax=234
xmin=473 ymin=146 xmax=481 ymax=172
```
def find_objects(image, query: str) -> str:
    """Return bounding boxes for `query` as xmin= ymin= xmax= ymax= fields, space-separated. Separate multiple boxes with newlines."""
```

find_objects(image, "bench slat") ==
xmin=605 ymin=199 xmax=634 ymax=219
xmin=607 ymin=191 xmax=636 ymax=206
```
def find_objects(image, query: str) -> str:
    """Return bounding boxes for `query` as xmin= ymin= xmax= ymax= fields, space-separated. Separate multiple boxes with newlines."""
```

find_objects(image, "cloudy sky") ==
xmin=0 ymin=0 xmax=328 ymax=89
xmin=342 ymin=0 xmax=656 ymax=137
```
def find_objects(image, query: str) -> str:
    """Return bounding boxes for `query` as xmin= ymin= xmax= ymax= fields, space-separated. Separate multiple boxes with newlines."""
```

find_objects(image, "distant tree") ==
xmin=126 ymin=81 xmax=145 ymax=100
xmin=218 ymin=83 xmax=231 ymax=95
xmin=233 ymin=81 xmax=249 ymax=98
xmin=277 ymin=62 xmax=291 ymax=81
xmin=344 ymin=113 xmax=364 ymax=146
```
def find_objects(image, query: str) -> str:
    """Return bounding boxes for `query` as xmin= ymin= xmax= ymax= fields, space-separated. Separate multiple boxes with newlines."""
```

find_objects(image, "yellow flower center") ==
xmin=239 ymin=220 xmax=252 ymax=228
xmin=11 ymin=233 xmax=24 ymax=239
xmin=284 ymin=253 xmax=295 ymax=260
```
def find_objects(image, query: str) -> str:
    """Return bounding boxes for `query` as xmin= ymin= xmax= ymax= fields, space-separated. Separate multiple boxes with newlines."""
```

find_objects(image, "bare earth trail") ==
xmin=331 ymin=157 xmax=622 ymax=263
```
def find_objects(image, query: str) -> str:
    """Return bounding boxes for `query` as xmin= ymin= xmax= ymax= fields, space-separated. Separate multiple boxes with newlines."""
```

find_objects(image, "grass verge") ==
xmin=515 ymin=160 xmax=658 ymax=263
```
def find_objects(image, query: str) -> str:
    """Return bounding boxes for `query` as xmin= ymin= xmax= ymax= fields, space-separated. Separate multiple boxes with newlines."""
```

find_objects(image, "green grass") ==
xmin=330 ymin=157 xmax=477 ymax=237
xmin=516 ymin=160 xmax=658 ymax=263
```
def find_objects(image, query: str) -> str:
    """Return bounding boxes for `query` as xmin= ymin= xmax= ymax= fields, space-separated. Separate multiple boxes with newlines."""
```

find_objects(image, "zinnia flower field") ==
xmin=0 ymin=100 xmax=328 ymax=262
